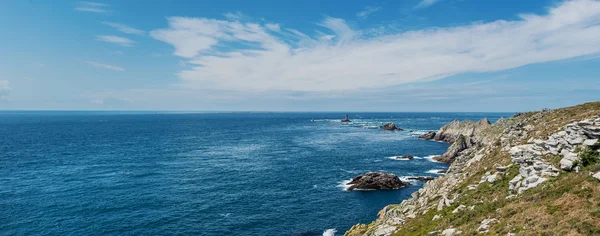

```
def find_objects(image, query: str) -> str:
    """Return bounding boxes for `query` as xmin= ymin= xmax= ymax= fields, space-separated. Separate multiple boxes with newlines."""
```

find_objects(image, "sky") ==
xmin=1 ymin=0 xmax=599 ymax=112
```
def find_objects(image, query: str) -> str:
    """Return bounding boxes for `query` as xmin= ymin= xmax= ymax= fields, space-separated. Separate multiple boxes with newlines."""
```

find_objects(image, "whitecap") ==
xmin=385 ymin=156 xmax=411 ymax=161
xmin=219 ymin=213 xmax=231 ymax=217
xmin=337 ymin=179 xmax=352 ymax=191
xmin=427 ymin=169 xmax=447 ymax=175
xmin=323 ymin=228 xmax=337 ymax=236
xmin=423 ymin=155 xmax=443 ymax=163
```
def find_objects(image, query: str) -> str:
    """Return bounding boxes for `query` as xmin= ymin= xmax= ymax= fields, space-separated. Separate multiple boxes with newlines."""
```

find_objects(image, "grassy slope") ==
xmin=352 ymin=101 xmax=600 ymax=235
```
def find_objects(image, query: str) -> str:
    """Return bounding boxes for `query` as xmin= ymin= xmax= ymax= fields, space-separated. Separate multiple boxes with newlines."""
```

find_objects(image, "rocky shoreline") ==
xmin=345 ymin=101 xmax=600 ymax=236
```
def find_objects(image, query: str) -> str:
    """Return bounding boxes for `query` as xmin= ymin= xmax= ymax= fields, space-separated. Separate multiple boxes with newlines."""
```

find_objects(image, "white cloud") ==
xmin=96 ymin=35 xmax=134 ymax=47
xmin=75 ymin=1 xmax=108 ymax=13
xmin=0 ymin=80 xmax=10 ymax=100
xmin=416 ymin=0 xmax=439 ymax=8
xmin=357 ymin=6 xmax=382 ymax=19
xmin=102 ymin=22 xmax=145 ymax=35
xmin=151 ymin=0 xmax=600 ymax=92
xmin=85 ymin=61 xmax=125 ymax=71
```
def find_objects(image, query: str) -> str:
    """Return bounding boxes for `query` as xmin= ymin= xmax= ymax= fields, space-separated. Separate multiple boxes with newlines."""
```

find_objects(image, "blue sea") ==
xmin=0 ymin=111 xmax=510 ymax=235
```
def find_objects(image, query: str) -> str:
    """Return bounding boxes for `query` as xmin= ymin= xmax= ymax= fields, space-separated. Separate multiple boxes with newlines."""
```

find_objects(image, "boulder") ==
xmin=347 ymin=172 xmax=410 ymax=191
xmin=381 ymin=122 xmax=402 ymax=131
xmin=419 ymin=131 xmax=436 ymax=140
xmin=477 ymin=218 xmax=498 ymax=233
xmin=593 ymin=172 xmax=600 ymax=181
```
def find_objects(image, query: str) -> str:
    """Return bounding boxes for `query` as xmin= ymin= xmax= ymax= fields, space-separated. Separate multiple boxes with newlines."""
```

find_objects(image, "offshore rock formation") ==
xmin=394 ymin=155 xmax=414 ymax=160
xmin=381 ymin=123 xmax=402 ymax=131
xmin=346 ymin=102 xmax=600 ymax=236
xmin=347 ymin=172 xmax=410 ymax=191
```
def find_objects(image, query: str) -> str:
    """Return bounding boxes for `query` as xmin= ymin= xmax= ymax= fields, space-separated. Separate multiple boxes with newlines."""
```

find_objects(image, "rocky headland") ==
xmin=346 ymin=101 xmax=600 ymax=236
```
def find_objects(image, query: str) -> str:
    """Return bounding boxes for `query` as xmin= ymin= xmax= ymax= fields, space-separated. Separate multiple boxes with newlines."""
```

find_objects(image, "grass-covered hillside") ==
xmin=346 ymin=101 xmax=600 ymax=236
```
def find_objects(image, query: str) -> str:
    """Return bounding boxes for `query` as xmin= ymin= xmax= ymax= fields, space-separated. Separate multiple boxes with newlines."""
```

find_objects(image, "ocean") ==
xmin=0 ymin=111 xmax=511 ymax=235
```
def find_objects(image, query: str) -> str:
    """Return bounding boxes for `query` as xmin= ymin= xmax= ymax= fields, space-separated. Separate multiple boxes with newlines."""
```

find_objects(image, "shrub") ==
xmin=580 ymin=147 xmax=600 ymax=167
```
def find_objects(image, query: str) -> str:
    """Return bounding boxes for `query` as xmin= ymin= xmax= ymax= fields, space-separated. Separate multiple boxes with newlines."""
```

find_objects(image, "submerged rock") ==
xmin=381 ymin=123 xmax=402 ymax=131
xmin=406 ymin=176 xmax=435 ymax=181
xmin=395 ymin=155 xmax=414 ymax=160
xmin=419 ymin=131 xmax=436 ymax=140
xmin=347 ymin=172 xmax=410 ymax=191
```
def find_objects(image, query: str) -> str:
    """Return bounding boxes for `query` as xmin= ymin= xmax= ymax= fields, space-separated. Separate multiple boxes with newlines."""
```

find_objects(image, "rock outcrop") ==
xmin=381 ymin=123 xmax=402 ymax=131
xmin=433 ymin=118 xmax=491 ymax=143
xmin=419 ymin=131 xmax=436 ymax=140
xmin=347 ymin=172 xmax=410 ymax=191
xmin=433 ymin=135 xmax=471 ymax=163
xmin=345 ymin=102 xmax=600 ymax=236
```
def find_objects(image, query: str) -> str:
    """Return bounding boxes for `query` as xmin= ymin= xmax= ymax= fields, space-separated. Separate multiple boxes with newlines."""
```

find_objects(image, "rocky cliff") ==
xmin=346 ymin=101 xmax=600 ymax=236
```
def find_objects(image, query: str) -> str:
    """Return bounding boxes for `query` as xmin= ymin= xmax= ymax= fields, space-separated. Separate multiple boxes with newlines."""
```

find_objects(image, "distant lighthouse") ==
xmin=341 ymin=114 xmax=351 ymax=122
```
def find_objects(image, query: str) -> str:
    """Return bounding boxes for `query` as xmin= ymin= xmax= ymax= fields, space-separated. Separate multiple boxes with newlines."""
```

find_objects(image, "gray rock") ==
xmin=594 ymin=172 xmax=600 ymax=181
xmin=477 ymin=218 xmax=498 ymax=233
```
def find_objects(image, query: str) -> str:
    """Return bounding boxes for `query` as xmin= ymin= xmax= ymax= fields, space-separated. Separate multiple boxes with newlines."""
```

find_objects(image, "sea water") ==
xmin=0 ymin=111 xmax=510 ymax=235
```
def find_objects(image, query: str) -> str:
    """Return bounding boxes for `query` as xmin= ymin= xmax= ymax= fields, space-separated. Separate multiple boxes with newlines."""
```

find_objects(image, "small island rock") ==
xmin=395 ymin=155 xmax=414 ymax=160
xmin=381 ymin=122 xmax=402 ymax=131
xmin=347 ymin=172 xmax=410 ymax=191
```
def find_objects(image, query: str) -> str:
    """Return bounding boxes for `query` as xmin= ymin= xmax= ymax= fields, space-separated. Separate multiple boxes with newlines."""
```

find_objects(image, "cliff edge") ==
xmin=346 ymin=101 xmax=600 ymax=236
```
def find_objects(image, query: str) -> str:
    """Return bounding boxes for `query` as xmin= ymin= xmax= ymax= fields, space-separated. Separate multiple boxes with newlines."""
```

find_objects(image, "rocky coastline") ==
xmin=345 ymin=101 xmax=600 ymax=236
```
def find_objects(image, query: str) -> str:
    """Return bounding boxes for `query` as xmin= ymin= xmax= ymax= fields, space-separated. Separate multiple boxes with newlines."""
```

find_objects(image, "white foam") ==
xmin=337 ymin=179 xmax=352 ymax=191
xmin=427 ymin=169 xmax=447 ymax=175
xmin=385 ymin=156 xmax=411 ymax=161
xmin=323 ymin=228 xmax=337 ymax=236
xmin=423 ymin=155 xmax=443 ymax=163
xmin=219 ymin=213 xmax=231 ymax=217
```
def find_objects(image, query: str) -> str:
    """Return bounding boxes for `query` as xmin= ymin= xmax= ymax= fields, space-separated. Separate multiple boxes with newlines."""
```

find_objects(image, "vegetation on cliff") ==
xmin=346 ymin=101 xmax=600 ymax=236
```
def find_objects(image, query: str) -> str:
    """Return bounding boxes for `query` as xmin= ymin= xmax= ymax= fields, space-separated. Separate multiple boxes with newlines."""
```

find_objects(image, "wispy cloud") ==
xmin=96 ymin=35 xmax=134 ymax=47
xmin=357 ymin=6 xmax=382 ymax=19
xmin=85 ymin=61 xmax=125 ymax=71
xmin=416 ymin=0 xmax=439 ymax=8
xmin=102 ymin=22 xmax=145 ymax=35
xmin=75 ymin=1 xmax=108 ymax=13
xmin=0 ymin=80 xmax=10 ymax=100
xmin=149 ymin=0 xmax=600 ymax=92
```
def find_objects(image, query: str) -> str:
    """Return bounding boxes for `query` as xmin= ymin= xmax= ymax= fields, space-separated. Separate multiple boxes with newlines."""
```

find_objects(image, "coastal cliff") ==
xmin=346 ymin=101 xmax=600 ymax=235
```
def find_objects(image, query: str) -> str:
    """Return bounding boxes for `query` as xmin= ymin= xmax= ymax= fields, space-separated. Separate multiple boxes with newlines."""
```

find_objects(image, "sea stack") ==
xmin=381 ymin=122 xmax=402 ymax=131
xmin=341 ymin=114 xmax=352 ymax=122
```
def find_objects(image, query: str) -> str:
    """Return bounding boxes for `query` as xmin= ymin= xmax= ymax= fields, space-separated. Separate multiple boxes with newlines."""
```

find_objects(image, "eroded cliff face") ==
xmin=346 ymin=102 xmax=600 ymax=236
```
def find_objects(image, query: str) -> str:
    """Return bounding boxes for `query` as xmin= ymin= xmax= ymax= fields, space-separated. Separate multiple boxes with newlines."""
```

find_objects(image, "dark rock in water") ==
xmin=406 ymin=176 xmax=435 ymax=181
xmin=395 ymin=155 xmax=414 ymax=160
xmin=419 ymin=131 xmax=436 ymax=140
xmin=341 ymin=114 xmax=351 ymax=122
xmin=347 ymin=172 xmax=410 ymax=191
xmin=380 ymin=122 xmax=402 ymax=131
xmin=437 ymin=170 xmax=448 ymax=174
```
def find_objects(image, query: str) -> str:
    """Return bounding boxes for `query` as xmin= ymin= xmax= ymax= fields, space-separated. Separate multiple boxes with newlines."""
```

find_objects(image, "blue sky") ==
xmin=0 ymin=0 xmax=599 ymax=112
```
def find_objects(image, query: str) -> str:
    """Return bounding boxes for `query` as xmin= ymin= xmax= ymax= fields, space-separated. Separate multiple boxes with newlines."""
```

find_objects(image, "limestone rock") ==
xmin=441 ymin=227 xmax=462 ymax=236
xmin=593 ymin=172 xmax=600 ymax=181
xmin=434 ymin=135 xmax=470 ymax=163
xmin=477 ymin=218 xmax=498 ymax=233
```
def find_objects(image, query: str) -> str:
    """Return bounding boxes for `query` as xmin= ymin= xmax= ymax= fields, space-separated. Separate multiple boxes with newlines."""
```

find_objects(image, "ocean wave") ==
xmin=423 ymin=155 xmax=443 ymax=163
xmin=385 ymin=156 xmax=412 ymax=161
xmin=427 ymin=169 xmax=447 ymax=175
xmin=337 ymin=179 xmax=352 ymax=191
xmin=323 ymin=228 xmax=337 ymax=236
